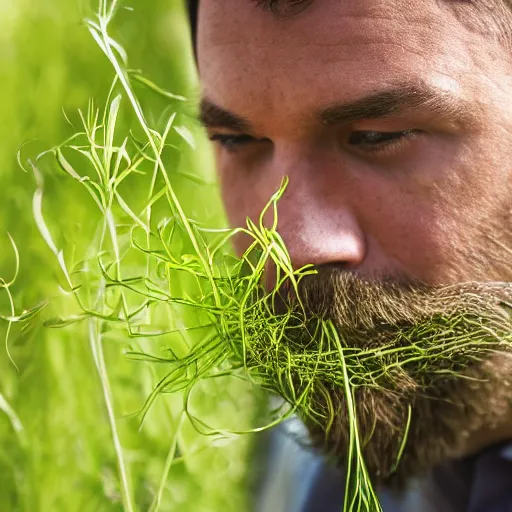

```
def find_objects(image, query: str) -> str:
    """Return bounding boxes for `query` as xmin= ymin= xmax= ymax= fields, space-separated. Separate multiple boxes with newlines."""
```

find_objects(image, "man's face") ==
xmin=197 ymin=0 xmax=512 ymax=286
xmin=196 ymin=0 xmax=512 ymax=486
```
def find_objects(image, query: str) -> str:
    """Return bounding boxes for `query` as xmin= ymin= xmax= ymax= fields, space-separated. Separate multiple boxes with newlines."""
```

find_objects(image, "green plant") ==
xmin=7 ymin=2 xmax=512 ymax=512
xmin=0 ymin=1 xmax=258 ymax=510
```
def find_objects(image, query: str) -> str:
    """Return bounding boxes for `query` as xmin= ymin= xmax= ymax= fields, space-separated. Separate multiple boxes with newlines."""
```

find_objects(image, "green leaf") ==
xmin=174 ymin=125 xmax=196 ymax=149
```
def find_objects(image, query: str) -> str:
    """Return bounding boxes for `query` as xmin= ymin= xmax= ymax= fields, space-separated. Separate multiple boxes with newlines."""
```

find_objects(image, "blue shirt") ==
xmin=302 ymin=441 xmax=512 ymax=512
xmin=257 ymin=420 xmax=512 ymax=512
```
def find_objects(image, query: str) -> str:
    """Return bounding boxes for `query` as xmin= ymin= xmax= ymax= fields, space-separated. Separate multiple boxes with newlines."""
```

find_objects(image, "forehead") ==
xmin=196 ymin=0 xmax=500 ymax=121
xmin=198 ymin=0 xmax=451 ymax=46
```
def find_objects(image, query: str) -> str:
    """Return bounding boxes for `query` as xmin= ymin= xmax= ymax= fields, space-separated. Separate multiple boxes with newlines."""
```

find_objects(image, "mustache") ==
xmin=271 ymin=267 xmax=512 ymax=333
xmin=254 ymin=268 xmax=512 ymax=396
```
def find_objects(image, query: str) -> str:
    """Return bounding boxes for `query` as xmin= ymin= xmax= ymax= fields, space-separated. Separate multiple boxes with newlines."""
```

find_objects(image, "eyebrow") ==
xmin=199 ymin=82 xmax=474 ymax=132
xmin=319 ymin=83 xmax=473 ymax=126
xmin=199 ymin=99 xmax=252 ymax=132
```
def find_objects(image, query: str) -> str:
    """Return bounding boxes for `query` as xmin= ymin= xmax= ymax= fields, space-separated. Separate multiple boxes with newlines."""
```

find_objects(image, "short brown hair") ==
xmin=186 ymin=0 xmax=512 ymax=50
xmin=186 ymin=0 xmax=313 ymax=42
xmin=252 ymin=0 xmax=313 ymax=16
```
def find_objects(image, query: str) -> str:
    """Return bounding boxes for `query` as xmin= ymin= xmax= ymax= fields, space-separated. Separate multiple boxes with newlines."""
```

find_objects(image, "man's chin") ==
xmin=302 ymin=351 xmax=512 ymax=489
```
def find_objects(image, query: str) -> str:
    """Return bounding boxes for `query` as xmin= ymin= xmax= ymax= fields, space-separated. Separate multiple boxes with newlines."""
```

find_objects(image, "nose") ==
xmin=272 ymin=149 xmax=367 ymax=271
xmin=277 ymin=186 xmax=366 ymax=271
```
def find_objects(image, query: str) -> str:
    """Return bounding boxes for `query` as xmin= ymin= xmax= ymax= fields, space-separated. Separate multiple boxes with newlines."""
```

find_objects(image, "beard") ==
xmin=242 ymin=268 xmax=512 ymax=487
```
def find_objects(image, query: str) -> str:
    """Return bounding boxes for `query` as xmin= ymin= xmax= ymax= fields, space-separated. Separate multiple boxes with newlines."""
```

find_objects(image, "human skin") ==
xmin=196 ymin=0 xmax=512 ymax=455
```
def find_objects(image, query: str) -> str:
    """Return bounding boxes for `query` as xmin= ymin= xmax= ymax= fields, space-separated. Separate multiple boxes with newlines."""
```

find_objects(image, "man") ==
xmin=186 ymin=1 xmax=512 ymax=510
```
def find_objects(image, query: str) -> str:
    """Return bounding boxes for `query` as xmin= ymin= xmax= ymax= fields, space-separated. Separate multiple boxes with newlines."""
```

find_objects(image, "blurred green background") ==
xmin=0 ymin=1 xmax=263 ymax=510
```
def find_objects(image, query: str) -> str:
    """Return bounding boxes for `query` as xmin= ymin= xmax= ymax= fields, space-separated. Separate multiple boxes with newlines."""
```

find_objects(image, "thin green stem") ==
xmin=88 ymin=317 xmax=135 ymax=512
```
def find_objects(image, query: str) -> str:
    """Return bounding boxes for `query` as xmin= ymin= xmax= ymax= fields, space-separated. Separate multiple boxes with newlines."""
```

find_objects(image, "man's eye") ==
xmin=348 ymin=130 xmax=416 ymax=151
xmin=209 ymin=133 xmax=257 ymax=150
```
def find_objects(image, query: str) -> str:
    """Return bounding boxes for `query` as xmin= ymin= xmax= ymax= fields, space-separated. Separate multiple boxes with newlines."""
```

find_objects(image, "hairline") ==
xmin=187 ymin=0 xmax=512 ymax=49
xmin=187 ymin=0 xmax=313 ymax=21
xmin=187 ymin=0 xmax=312 ymax=46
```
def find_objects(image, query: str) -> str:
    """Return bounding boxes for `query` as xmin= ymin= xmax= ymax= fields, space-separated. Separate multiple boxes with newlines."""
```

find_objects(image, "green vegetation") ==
xmin=6 ymin=2 xmax=509 ymax=512
xmin=0 ymin=1 xmax=263 ymax=510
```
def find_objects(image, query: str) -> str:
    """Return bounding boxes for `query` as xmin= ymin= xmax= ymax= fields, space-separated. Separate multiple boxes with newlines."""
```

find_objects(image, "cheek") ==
xmin=217 ymin=148 xmax=283 ymax=226
xmin=364 ymin=159 xmax=510 ymax=284
xmin=218 ymin=173 xmax=249 ymax=256
xmin=217 ymin=149 xmax=247 ymax=226
xmin=217 ymin=154 xmax=274 ymax=256
xmin=354 ymin=178 xmax=456 ymax=283
xmin=367 ymin=201 xmax=460 ymax=283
